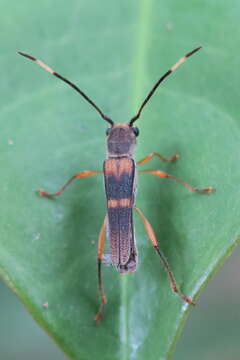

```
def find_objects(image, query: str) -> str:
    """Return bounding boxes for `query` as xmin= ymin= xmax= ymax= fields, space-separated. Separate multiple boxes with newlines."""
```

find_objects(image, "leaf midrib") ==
xmin=120 ymin=1 xmax=153 ymax=359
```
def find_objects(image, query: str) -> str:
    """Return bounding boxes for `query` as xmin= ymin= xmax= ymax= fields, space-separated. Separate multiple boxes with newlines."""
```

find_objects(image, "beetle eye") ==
xmin=106 ymin=128 xmax=111 ymax=136
xmin=132 ymin=127 xmax=139 ymax=137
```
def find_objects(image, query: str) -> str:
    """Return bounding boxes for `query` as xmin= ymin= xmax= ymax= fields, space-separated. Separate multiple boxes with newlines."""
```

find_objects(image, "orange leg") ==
xmin=139 ymin=169 xmax=214 ymax=193
xmin=37 ymin=170 xmax=102 ymax=197
xmin=137 ymin=152 xmax=179 ymax=166
xmin=134 ymin=206 xmax=195 ymax=305
xmin=95 ymin=215 xmax=108 ymax=321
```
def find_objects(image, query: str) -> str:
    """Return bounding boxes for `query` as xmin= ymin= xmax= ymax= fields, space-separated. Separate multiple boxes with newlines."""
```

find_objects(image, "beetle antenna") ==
xmin=129 ymin=47 xmax=202 ymax=126
xmin=18 ymin=51 xmax=114 ymax=126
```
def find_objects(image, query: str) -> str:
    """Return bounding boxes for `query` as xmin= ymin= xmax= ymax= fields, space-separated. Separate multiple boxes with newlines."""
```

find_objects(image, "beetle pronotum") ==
xmin=19 ymin=47 xmax=213 ymax=320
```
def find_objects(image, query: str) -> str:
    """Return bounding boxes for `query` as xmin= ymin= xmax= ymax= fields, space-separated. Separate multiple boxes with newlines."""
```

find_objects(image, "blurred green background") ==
xmin=1 ymin=0 xmax=240 ymax=359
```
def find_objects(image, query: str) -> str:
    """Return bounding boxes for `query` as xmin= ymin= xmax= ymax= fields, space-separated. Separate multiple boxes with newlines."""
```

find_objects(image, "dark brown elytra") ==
xmin=18 ymin=47 xmax=214 ymax=321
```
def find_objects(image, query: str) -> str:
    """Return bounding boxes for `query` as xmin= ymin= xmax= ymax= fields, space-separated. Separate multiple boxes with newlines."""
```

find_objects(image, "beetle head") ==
xmin=106 ymin=124 xmax=139 ymax=157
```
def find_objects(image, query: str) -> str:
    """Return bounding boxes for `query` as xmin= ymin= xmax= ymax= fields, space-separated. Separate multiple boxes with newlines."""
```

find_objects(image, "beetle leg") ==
xmin=134 ymin=206 xmax=195 ymax=305
xmin=137 ymin=152 xmax=179 ymax=165
xmin=37 ymin=170 xmax=102 ymax=197
xmin=95 ymin=215 xmax=108 ymax=321
xmin=138 ymin=169 xmax=214 ymax=193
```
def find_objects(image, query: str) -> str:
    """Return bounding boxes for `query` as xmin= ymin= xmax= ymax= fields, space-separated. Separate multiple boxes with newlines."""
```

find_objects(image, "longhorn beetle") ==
xmin=18 ymin=47 xmax=214 ymax=321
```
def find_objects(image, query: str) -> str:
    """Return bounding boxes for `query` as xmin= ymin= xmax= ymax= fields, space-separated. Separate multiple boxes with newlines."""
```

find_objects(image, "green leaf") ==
xmin=1 ymin=1 xmax=240 ymax=359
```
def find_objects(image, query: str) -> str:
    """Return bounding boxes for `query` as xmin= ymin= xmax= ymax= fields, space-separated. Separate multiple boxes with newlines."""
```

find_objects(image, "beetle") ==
xmin=18 ymin=47 xmax=213 ymax=320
